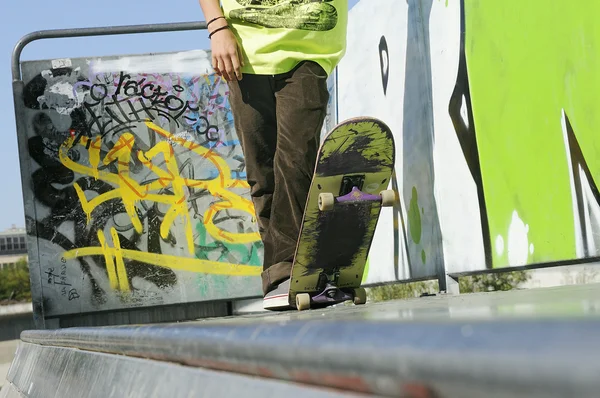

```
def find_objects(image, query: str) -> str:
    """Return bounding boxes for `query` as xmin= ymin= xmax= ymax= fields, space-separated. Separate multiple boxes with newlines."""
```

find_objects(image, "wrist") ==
xmin=207 ymin=16 xmax=228 ymax=32
xmin=208 ymin=24 xmax=230 ymax=39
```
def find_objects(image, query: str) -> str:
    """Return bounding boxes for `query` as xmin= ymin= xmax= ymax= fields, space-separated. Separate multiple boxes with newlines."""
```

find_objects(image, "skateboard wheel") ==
xmin=353 ymin=287 xmax=367 ymax=305
xmin=296 ymin=293 xmax=311 ymax=311
xmin=380 ymin=190 xmax=396 ymax=207
xmin=318 ymin=193 xmax=335 ymax=211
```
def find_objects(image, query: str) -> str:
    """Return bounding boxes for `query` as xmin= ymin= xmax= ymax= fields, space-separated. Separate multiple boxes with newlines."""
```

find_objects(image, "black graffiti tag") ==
xmin=83 ymin=72 xmax=202 ymax=138
xmin=379 ymin=35 xmax=389 ymax=96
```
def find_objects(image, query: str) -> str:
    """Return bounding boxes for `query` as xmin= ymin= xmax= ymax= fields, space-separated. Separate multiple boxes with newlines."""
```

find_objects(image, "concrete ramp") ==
xmin=3 ymin=284 xmax=600 ymax=398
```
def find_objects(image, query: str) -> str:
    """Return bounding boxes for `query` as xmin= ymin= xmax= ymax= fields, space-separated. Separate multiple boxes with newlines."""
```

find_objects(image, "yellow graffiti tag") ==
xmin=58 ymin=121 xmax=262 ymax=290
xmin=63 ymin=228 xmax=260 ymax=291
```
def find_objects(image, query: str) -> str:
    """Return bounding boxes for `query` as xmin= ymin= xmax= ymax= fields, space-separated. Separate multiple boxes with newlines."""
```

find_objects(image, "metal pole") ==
xmin=12 ymin=21 xmax=208 ymax=81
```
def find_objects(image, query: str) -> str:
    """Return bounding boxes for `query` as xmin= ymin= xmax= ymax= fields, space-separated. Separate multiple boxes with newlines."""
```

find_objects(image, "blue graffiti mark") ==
xmin=204 ymin=169 xmax=246 ymax=180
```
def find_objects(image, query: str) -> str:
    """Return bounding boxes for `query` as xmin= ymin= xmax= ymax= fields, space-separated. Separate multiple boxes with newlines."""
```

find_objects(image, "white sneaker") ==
xmin=263 ymin=278 xmax=292 ymax=310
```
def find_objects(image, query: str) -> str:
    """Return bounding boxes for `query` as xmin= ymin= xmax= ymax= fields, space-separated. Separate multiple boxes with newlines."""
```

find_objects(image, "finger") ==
xmin=230 ymin=52 xmax=242 ymax=80
xmin=221 ymin=56 xmax=235 ymax=82
xmin=237 ymin=44 xmax=244 ymax=67
xmin=213 ymin=58 xmax=223 ymax=76
xmin=212 ymin=56 xmax=221 ymax=76
xmin=217 ymin=57 xmax=228 ymax=81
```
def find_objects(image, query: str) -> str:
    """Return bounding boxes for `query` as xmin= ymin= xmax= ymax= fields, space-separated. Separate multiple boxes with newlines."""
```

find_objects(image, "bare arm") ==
xmin=198 ymin=0 xmax=243 ymax=81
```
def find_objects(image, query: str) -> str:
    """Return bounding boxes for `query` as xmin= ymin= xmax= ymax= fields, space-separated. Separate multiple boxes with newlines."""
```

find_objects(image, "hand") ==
xmin=210 ymin=23 xmax=243 ymax=81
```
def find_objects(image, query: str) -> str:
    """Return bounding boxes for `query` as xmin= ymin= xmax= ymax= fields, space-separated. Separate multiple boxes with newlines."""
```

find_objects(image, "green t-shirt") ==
xmin=220 ymin=0 xmax=347 ymax=76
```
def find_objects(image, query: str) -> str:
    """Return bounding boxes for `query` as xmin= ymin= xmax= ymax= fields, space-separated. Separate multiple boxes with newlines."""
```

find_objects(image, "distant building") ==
xmin=0 ymin=225 xmax=28 ymax=269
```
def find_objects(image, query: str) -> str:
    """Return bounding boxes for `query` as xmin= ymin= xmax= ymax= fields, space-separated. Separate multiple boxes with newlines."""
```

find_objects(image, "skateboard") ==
xmin=288 ymin=117 xmax=396 ymax=311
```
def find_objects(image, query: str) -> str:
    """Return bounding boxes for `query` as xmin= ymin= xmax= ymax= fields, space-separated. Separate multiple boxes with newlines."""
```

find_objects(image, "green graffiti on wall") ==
xmin=194 ymin=222 xmax=262 ymax=295
xmin=195 ymin=222 xmax=262 ymax=266
xmin=407 ymin=187 xmax=428 ymax=264
xmin=464 ymin=0 xmax=600 ymax=267
xmin=408 ymin=187 xmax=422 ymax=245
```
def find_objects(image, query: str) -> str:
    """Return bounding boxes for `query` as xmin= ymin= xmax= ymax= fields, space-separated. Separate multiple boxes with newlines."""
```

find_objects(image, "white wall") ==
xmin=338 ymin=0 xmax=484 ymax=283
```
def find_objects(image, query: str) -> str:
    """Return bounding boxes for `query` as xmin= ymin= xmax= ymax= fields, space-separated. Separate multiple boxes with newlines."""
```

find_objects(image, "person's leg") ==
xmin=261 ymin=61 xmax=330 ymax=295
xmin=227 ymin=74 xmax=278 ymax=273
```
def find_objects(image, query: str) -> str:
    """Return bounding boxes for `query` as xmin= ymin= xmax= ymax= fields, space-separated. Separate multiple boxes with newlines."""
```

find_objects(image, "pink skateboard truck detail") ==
xmin=336 ymin=186 xmax=381 ymax=203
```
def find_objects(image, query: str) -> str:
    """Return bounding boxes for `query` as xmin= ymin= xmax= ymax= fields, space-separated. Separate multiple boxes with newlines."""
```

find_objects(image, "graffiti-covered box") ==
xmin=17 ymin=50 xmax=268 ymax=319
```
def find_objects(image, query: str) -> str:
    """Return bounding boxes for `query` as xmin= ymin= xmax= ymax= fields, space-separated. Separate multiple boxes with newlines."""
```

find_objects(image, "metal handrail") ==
xmin=12 ymin=21 xmax=207 ymax=81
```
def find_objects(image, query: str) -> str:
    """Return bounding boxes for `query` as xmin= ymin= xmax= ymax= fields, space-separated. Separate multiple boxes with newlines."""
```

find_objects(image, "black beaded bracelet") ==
xmin=209 ymin=25 xmax=229 ymax=39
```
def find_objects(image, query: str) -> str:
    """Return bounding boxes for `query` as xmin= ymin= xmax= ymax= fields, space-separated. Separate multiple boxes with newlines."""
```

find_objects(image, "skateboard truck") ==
xmin=294 ymin=269 xmax=367 ymax=311
xmin=312 ymin=283 xmax=354 ymax=303
xmin=318 ymin=186 xmax=396 ymax=211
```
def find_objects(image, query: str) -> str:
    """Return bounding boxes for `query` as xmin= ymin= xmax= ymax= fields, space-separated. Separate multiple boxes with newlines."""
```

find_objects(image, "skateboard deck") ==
xmin=289 ymin=117 xmax=396 ymax=311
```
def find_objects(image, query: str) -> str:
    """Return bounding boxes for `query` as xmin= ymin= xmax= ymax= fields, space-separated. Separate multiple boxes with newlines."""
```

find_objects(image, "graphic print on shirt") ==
xmin=230 ymin=0 xmax=338 ymax=31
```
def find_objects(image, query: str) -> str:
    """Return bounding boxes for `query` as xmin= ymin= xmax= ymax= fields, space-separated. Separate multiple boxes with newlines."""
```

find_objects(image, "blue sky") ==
xmin=1 ymin=0 xmax=360 ymax=230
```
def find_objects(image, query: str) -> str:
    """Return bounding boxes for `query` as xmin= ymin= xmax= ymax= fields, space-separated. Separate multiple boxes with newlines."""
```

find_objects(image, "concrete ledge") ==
xmin=9 ymin=285 xmax=600 ymax=397
xmin=1 ymin=342 xmax=359 ymax=398
xmin=19 ymin=315 xmax=600 ymax=398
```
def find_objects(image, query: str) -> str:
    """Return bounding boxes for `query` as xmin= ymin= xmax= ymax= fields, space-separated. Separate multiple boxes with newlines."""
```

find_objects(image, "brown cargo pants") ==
xmin=227 ymin=61 xmax=330 ymax=296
